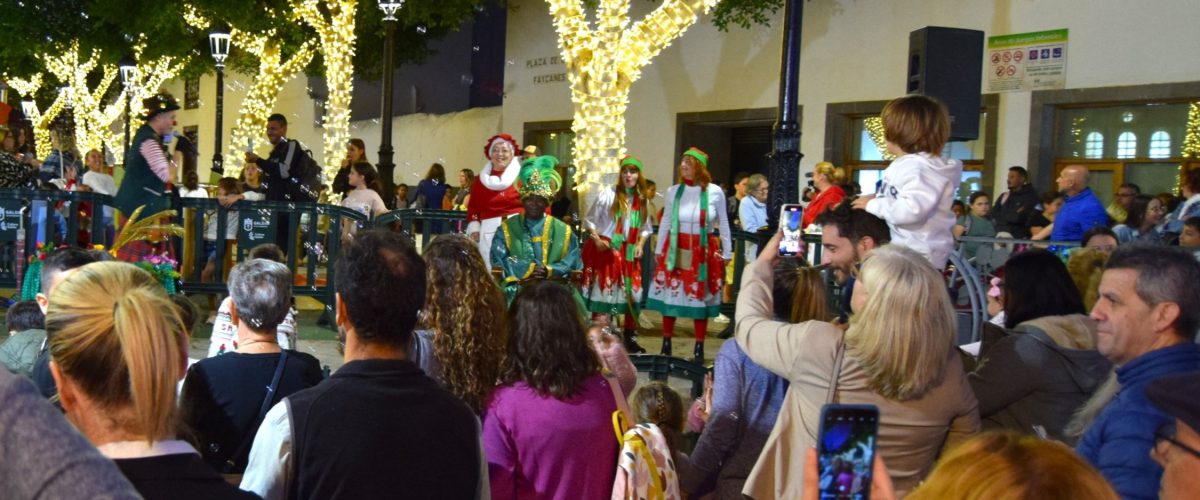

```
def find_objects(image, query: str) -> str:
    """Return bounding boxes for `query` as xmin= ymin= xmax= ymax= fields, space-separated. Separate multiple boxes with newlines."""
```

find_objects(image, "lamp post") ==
xmin=209 ymin=28 xmax=232 ymax=176
xmin=118 ymin=56 xmax=138 ymax=163
xmin=376 ymin=0 xmax=404 ymax=207
xmin=767 ymin=0 xmax=803 ymax=232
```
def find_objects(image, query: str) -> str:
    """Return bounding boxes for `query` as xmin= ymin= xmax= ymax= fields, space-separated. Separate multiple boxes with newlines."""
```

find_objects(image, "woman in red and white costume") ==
xmin=466 ymin=134 xmax=524 ymax=267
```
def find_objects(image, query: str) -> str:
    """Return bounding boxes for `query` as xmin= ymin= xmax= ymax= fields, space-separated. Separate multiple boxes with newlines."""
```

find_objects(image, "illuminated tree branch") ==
xmin=295 ymin=0 xmax=358 ymax=180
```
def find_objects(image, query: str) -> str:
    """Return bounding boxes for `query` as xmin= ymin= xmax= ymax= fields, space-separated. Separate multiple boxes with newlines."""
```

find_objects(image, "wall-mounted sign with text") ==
xmin=986 ymin=29 xmax=1068 ymax=93
xmin=527 ymin=55 xmax=567 ymax=86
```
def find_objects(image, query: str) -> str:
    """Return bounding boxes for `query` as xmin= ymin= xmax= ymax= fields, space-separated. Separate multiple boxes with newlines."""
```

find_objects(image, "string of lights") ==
xmin=296 ymin=0 xmax=358 ymax=181
xmin=186 ymin=6 xmax=316 ymax=178
xmin=546 ymin=0 xmax=719 ymax=211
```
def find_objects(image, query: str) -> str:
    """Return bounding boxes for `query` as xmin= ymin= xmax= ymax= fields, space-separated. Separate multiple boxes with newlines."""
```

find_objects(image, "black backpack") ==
xmin=283 ymin=142 xmax=322 ymax=203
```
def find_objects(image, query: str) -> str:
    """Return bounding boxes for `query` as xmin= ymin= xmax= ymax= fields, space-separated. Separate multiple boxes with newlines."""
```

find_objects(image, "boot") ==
xmin=692 ymin=342 xmax=705 ymax=364
xmin=660 ymin=337 xmax=672 ymax=357
xmin=623 ymin=329 xmax=647 ymax=354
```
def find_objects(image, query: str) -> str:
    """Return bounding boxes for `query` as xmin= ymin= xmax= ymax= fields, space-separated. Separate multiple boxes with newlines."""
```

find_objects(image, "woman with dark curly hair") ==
xmin=413 ymin=235 xmax=507 ymax=414
xmin=483 ymin=280 xmax=619 ymax=499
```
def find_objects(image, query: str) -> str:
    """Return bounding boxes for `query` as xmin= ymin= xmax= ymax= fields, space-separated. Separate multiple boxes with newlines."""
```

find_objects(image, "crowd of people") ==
xmin=3 ymin=91 xmax=1200 ymax=500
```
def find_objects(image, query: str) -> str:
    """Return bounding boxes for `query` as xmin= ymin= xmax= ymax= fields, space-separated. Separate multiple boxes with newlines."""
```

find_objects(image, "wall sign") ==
xmin=987 ymin=29 xmax=1068 ymax=92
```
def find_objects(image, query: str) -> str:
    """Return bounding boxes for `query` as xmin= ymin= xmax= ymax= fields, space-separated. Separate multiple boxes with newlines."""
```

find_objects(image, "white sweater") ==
xmin=864 ymin=153 xmax=962 ymax=269
xmin=655 ymin=183 xmax=733 ymax=260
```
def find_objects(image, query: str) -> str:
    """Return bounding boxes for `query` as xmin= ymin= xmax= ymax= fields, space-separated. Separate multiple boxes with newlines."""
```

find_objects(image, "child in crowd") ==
xmin=853 ymin=95 xmax=963 ymax=269
xmin=587 ymin=325 xmax=637 ymax=397
xmin=207 ymin=243 xmax=298 ymax=357
xmin=0 ymin=301 xmax=46 ymax=377
xmin=614 ymin=381 xmax=688 ymax=499
xmin=954 ymin=191 xmax=997 ymax=260
xmin=1179 ymin=218 xmax=1200 ymax=261
xmin=201 ymin=178 xmax=242 ymax=322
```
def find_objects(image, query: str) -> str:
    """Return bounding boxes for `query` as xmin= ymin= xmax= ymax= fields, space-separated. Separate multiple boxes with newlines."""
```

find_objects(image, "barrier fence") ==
xmin=0 ymin=189 xmax=1082 ymax=392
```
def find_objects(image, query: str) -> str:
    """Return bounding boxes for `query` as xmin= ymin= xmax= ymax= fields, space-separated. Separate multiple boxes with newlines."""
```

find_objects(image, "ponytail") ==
xmin=47 ymin=262 xmax=184 ymax=442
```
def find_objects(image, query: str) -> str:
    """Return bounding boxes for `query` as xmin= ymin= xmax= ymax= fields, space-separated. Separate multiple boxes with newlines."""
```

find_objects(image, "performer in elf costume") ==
xmin=582 ymin=155 xmax=652 ymax=354
xmin=490 ymin=155 xmax=583 ymax=307
xmin=466 ymin=134 xmax=524 ymax=266
xmin=646 ymin=147 xmax=732 ymax=363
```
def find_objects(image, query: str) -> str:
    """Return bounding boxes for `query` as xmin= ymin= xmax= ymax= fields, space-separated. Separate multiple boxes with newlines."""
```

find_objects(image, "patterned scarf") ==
xmin=667 ymin=180 xmax=708 ymax=279
xmin=612 ymin=188 xmax=643 ymax=316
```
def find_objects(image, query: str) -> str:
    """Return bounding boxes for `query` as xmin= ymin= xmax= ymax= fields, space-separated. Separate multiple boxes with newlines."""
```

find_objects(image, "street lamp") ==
xmin=209 ymin=28 xmax=232 ymax=175
xmin=376 ymin=0 xmax=405 ymax=206
xmin=119 ymin=55 xmax=138 ymax=163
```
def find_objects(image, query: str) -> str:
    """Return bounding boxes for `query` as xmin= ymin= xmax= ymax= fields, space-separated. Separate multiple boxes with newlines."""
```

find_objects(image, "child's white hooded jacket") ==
xmin=864 ymin=152 xmax=963 ymax=269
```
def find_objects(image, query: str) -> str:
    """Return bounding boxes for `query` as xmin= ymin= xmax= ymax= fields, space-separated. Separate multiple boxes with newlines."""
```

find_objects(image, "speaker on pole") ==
xmin=907 ymin=27 xmax=985 ymax=142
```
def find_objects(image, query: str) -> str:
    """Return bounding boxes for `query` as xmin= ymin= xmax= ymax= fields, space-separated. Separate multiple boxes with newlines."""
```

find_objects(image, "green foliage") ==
xmin=710 ymin=0 xmax=785 ymax=31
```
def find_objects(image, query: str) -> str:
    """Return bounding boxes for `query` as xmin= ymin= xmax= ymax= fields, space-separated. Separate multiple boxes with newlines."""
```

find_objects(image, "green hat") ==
xmin=620 ymin=154 xmax=644 ymax=172
xmin=517 ymin=155 xmax=561 ymax=199
xmin=683 ymin=147 xmax=709 ymax=168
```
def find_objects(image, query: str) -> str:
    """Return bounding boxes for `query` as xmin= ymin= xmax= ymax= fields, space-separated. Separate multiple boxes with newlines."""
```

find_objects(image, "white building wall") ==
xmin=501 ymin=0 xmax=1200 ymax=194
xmin=163 ymin=0 xmax=1200 ymax=197
xmin=164 ymin=75 xmax=501 ymax=187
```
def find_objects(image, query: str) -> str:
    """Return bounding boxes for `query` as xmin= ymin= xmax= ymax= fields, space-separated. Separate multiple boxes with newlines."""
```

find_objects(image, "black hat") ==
xmin=141 ymin=92 xmax=180 ymax=121
xmin=1146 ymin=371 xmax=1200 ymax=433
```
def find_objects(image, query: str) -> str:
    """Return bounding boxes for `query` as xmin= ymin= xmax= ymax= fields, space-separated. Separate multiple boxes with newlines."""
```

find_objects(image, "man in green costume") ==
xmin=490 ymin=155 xmax=582 ymax=306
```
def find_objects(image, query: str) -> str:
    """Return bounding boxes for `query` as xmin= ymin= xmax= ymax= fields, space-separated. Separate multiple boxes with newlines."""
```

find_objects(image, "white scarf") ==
xmin=479 ymin=157 xmax=521 ymax=191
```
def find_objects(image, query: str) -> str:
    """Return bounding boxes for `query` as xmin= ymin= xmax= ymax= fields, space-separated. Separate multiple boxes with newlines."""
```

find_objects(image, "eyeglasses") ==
xmin=1155 ymin=422 xmax=1200 ymax=461
xmin=755 ymin=187 xmax=769 ymax=194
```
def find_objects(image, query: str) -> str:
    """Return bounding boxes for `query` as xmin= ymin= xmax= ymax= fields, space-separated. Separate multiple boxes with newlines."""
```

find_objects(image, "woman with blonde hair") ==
xmin=735 ymin=232 xmax=979 ymax=498
xmin=907 ymin=431 xmax=1118 ymax=500
xmin=416 ymin=234 xmax=508 ymax=414
xmin=46 ymin=262 xmax=256 ymax=499
xmin=801 ymin=162 xmax=847 ymax=229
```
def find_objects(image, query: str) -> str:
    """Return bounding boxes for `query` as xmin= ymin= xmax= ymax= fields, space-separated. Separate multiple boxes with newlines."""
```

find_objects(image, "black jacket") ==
xmin=115 ymin=453 xmax=259 ymax=500
xmin=991 ymin=184 xmax=1040 ymax=238
xmin=255 ymin=139 xmax=306 ymax=202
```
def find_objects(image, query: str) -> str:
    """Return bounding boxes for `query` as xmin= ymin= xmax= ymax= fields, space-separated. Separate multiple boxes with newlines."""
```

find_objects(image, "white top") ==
xmin=82 ymin=171 xmax=118 ymax=220
xmin=81 ymin=171 xmax=117 ymax=195
xmin=179 ymin=187 xmax=209 ymax=198
xmin=340 ymin=188 xmax=388 ymax=240
xmin=341 ymin=188 xmax=388 ymax=217
xmin=97 ymin=439 xmax=198 ymax=459
xmin=206 ymin=296 xmax=297 ymax=357
xmin=584 ymin=187 xmax=654 ymax=239
xmin=204 ymin=209 xmax=240 ymax=241
xmin=864 ymin=152 xmax=962 ymax=269
xmin=654 ymin=183 xmax=733 ymax=260
xmin=240 ymin=398 xmax=491 ymax=500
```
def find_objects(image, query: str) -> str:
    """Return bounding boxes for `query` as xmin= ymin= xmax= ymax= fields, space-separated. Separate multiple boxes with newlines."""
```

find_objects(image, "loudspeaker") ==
xmin=907 ymin=27 xmax=985 ymax=142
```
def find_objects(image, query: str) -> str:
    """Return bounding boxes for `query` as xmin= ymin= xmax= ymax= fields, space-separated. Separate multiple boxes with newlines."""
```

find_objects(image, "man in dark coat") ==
xmin=991 ymin=166 xmax=1040 ymax=238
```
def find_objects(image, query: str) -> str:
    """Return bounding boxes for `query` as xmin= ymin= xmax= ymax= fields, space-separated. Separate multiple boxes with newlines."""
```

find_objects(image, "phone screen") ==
xmin=779 ymin=204 xmax=804 ymax=256
xmin=817 ymin=404 xmax=879 ymax=500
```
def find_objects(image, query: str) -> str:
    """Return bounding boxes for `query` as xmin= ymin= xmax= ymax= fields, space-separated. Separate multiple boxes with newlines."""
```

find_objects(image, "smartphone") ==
xmin=779 ymin=204 xmax=804 ymax=257
xmin=816 ymin=404 xmax=879 ymax=500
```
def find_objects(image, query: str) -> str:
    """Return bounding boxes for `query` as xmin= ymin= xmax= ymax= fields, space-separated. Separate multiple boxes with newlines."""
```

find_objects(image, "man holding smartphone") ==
xmin=813 ymin=203 xmax=891 ymax=322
